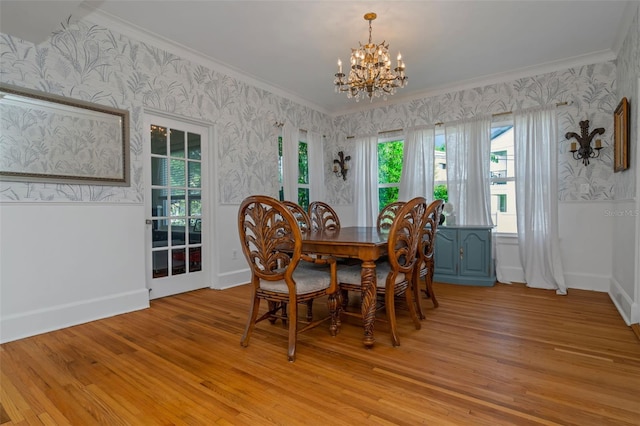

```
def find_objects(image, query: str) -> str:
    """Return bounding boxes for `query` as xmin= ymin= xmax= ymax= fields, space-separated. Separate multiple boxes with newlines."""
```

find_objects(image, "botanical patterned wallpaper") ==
xmin=0 ymin=14 xmax=629 ymax=205
xmin=614 ymin=4 xmax=639 ymax=201
xmin=0 ymin=20 xmax=332 ymax=203
xmin=329 ymin=62 xmax=619 ymax=205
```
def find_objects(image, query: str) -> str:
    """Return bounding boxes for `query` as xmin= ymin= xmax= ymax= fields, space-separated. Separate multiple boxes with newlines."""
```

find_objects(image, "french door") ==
xmin=144 ymin=114 xmax=209 ymax=299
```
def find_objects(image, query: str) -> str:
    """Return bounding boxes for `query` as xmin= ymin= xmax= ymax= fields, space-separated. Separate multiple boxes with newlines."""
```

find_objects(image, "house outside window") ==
xmin=489 ymin=124 xmax=516 ymax=233
xmin=433 ymin=124 xmax=515 ymax=233
xmin=434 ymin=131 xmax=448 ymax=202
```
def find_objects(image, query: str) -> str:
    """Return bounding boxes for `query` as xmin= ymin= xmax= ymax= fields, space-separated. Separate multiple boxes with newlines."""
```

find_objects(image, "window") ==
xmin=489 ymin=124 xmax=516 ymax=233
xmin=278 ymin=135 xmax=310 ymax=210
xmin=433 ymin=130 xmax=448 ymax=202
xmin=378 ymin=138 xmax=404 ymax=211
xmin=433 ymin=123 xmax=515 ymax=233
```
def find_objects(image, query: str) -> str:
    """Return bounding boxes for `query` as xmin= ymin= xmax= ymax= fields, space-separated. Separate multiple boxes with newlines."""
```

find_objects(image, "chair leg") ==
xmin=426 ymin=271 xmax=439 ymax=308
xmin=413 ymin=274 xmax=425 ymax=320
xmin=385 ymin=290 xmax=400 ymax=347
xmin=241 ymin=296 xmax=260 ymax=347
xmin=267 ymin=301 xmax=278 ymax=323
xmin=327 ymin=293 xmax=340 ymax=336
xmin=341 ymin=289 xmax=349 ymax=309
xmin=287 ymin=296 xmax=298 ymax=362
xmin=306 ymin=299 xmax=313 ymax=322
xmin=405 ymin=282 xmax=421 ymax=330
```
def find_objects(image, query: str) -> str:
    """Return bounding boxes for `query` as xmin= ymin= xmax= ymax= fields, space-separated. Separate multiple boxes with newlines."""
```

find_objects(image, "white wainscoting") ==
xmin=0 ymin=202 xmax=149 ymax=343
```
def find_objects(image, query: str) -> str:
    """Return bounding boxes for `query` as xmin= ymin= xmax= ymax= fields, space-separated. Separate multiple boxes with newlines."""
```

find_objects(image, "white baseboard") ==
xmin=564 ymin=272 xmax=610 ymax=292
xmin=214 ymin=268 xmax=250 ymax=290
xmin=0 ymin=289 xmax=149 ymax=344
xmin=608 ymin=277 xmax=635 ymax=325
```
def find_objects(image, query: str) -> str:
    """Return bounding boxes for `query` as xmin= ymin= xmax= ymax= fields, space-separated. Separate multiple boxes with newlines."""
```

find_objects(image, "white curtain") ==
xmin=399 ymin=127 xmax=435 ymax=201
xmin=307 ymin=131 xmax=325 ymax=202
xmin=282 ymin=123 xmax=299 ymax=201
xmin=513 ymin=107 xmax=566 ymax=294
xmin=354 ymin=135 xmax=379 ymax=226
xmin=445 ymin=117 xmax=493 ymax=225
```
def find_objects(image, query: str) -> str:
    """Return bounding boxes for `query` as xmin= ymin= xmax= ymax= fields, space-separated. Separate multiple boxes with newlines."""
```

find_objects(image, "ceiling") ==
xmin=0 ymin=1 xmax=634 ymax=116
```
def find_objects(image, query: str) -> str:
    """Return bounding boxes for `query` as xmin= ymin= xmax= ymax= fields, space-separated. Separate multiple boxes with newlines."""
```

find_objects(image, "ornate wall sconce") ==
xmin=565 ymin=120 xmax=604 ymax=166
xmin=333 ymin=151 xmax=351 ymax=180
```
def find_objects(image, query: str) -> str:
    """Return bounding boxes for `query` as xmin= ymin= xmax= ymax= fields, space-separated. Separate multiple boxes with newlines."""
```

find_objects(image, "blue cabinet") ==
xmin=433 ymin=225 xmax=495 ymax=286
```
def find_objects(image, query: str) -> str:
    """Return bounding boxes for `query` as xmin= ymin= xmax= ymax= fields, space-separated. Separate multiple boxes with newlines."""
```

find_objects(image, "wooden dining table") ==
xmin=302 ymin=226 xmax=389 ymax=347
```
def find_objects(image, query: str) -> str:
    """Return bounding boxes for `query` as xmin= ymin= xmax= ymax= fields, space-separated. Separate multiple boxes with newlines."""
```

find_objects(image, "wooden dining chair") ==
xmin=282 ymin=201 xmax=311 ymax=232
xmin=308 ymin=201 xmax=341 ymax=232
xmin=282 ymin=200 xmax=317 ymax=322
xmin=338 ymin=197 xmax=428 ymax=347
xmin=414 ymin=199 xmax=445 ymax=318
xmin=377 ymin=201 xmax=406 ymax=231
xmin=238 ymin=196 xmax=340 ymax=362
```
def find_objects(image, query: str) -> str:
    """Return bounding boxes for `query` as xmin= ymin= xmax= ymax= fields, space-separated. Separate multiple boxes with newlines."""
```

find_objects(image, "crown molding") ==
xmin=77 ymin=3 xmax=620 ymax=121
xmin=330 ymin=49 xmax=617 ymax=117
xmin=77 ymin=4 xmax=331 ymax=116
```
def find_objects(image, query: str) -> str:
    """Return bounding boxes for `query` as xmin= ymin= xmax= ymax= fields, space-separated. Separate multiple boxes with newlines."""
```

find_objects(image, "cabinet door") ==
xmin=459 ymin=229 xmax=491 ymax=277
xmin=434 ymin=228 xmax=457 ymax=276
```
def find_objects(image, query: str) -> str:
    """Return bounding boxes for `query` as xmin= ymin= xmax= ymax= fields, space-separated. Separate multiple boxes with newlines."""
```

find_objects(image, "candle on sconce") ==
xmin=570 ymin=142 xmax=577 ymax=152
xmin=333 ymin=163 xmax=339 ymax=173
xmin=337 ymin=59 xmax=342 ymax=74
xmin=595 ymin=139 xmax=602 ymax=148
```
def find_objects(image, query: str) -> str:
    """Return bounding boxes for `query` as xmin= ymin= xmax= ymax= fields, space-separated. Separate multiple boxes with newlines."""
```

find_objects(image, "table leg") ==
xmin=360 ymin=260 xmax=377 ymax=347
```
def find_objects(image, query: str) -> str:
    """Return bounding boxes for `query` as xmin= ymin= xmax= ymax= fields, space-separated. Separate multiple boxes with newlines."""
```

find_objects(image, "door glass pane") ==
xmin=170 ymin=190 xmax=186 ymax=217
xmin=151 ymin=189 xmax=166 ymax=217
xmin=151 ymin=157 xmax=168 ymax=186
xmin=171 ymin=219 xmax=186 ymax=246
xmin=152 ymin=220 xmax=168 ymax=248
xmin=188 ymin=190 xmax=201 ymax=216
xmin=153 ymin=250 xmax=168 ymax=278
xmin=188 ymin=161 xmax=201 ymax=188
xmin=170 ymin=129 xmax=185 ymax=158
xmin=188 ymin=133 xmax=201 ymax=160
xmin=189 ymin=219 xmax=202 ymax=243
xmin=151 ymin=125 xmax=167 ymax=155
xmin=170 ymin=159 xmax=186 ymax=187
xmin=189 ymin=247 xmax=202 ymax=272
xmin=172 ymin=248 xmax=186 ymax=275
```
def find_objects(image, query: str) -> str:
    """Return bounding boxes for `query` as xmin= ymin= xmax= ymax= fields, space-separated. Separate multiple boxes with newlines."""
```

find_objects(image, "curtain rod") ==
xmin=345 ymin=101 xmax=571 ymax=139
xmin=274 ymin=122 xmax=325 ymax=137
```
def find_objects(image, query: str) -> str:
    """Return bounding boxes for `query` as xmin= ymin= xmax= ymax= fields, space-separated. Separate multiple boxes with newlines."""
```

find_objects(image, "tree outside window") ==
xmin=378 ymin=139 xmax=403 ymax=211
xmin=278 ymin=136 xmax=309 ymax=210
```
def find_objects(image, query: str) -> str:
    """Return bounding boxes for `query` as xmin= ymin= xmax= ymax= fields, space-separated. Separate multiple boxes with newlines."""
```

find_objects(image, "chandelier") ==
xmin=334 ymin=12 xmax=407 ymax=102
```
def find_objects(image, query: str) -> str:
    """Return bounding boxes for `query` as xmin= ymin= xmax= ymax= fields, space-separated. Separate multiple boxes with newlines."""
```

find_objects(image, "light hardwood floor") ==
xmin=1 ymin=282 xmax=639 ymax=425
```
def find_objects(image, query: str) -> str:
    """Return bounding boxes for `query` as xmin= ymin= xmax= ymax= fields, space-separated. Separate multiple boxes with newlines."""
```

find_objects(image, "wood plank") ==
xmin=1 ymin=283 xmax=639 ymax=425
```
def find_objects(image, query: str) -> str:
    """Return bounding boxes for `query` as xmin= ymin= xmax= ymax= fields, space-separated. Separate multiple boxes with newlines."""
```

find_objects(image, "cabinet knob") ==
xmin=459 ymin=247 xmax=463 ymax=258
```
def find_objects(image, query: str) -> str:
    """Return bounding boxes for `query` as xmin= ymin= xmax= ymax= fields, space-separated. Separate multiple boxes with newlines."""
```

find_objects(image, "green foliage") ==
xmin=378 ymin=141 xmax=403 ymax=183
xmin=298 ymin=188 xmax=309 ymax=210
xmin=298 ymin=142 xmax=308 ymax=184
xmin=433 ymin=184 xmax=448 ymax=202
xmin=377 ymin=140 xmax=403 ymax=210
xmin=379 ymin=187 xmax=399 ymax=211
